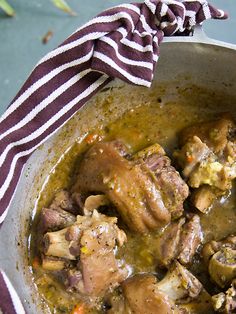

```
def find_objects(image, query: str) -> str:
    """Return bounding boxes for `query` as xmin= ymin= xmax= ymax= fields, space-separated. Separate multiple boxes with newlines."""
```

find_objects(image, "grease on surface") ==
xmin=29 ymin=83 xmax=236 ymax=313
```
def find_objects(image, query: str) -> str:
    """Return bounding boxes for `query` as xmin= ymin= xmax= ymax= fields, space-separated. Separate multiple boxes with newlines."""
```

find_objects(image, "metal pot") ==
xmin=0 ymin=28 xmax=236 ymax=313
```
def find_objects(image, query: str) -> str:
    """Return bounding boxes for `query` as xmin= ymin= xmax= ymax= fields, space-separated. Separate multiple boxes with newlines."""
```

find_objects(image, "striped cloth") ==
xmin=0 ymin=1 xmax=227 ymax=313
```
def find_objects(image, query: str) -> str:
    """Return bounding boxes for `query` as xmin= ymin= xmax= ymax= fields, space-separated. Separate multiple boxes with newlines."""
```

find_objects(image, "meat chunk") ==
xmin=155 ymin=215 xmax=202 ymax=267
xmin=157 ymin=261 xmax=203 ymax=301
xmin=78 ymin=213 xmax=128 ymax=296
xmin=191 ymin=185 xmax=218 ymax=213
xmin=176 ymin=135 xmax=212 ymax=178
xmin=156 ymin=218 xmax=185 ymax=267
xmin=39 ymin=207 xmax=76 ymax=232
xmin=212 ymin=280 xmax=236 ymax=313
xmin=122 ymin=274 xmax=177 ymax=314
xmin=179 ymin=116 xmax=235 ymax=154
xmin=108 ymin=262 xmax=204 ymax=314
xmin=43 ymin=210 xmax=128 ymax=297
xmin=202 ymin=235 xmax=236 ymax=288
xmin=175 ymin=117 xmax=236 ymax=212
xmin=178 ymin=215 xmax=202 ymax=265
xmin=50 ymin=190 xmax=79 ymax=215
xmin=38 ymin=190 xmax=79 ymax=232
xmin=176 ymin=136 xmax=235 ymax=191
xmin=140 ymin=144 xmax=189 ymax=220
xmin=73 ymin=142 xmax=188 ymax=233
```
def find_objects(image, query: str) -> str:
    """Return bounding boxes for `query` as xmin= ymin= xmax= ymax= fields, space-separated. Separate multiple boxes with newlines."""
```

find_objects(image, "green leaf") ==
xmin=0 ymin=0 xmax=15 ymax=17
xmin=51 ymin=0 xmax=76 ymax=16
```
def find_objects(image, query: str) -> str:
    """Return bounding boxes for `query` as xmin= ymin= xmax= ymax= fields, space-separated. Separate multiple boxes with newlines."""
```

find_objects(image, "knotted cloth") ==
xmin=0 ymin=1 xmax=227 ymax=313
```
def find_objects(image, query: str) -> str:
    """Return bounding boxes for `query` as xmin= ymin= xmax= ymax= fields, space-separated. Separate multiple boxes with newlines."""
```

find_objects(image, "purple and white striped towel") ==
xmin=0 ymin=0 xmax=227 ymax=313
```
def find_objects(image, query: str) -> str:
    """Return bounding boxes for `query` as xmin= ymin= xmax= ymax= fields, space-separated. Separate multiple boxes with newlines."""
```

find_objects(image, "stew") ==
xmin=29 ymin=89 xmax=236 ymax=314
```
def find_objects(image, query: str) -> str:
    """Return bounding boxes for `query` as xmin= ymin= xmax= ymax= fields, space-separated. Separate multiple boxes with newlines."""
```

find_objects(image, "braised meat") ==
xmin=138 ymin=144 xmax=189 ymax=220
xmin=212 ymin=279 xmax=236 ymax=313
xmin=38 ymin=190 xmax=79 ymax=232
xmin=175 ymin=117 xmax=236 ymax=212
xmin=39 ymin=207 xmax=76 ymax=232
xmin=202 ymin=235 xmax=236 ymax=288
xmin=155 ymin=215 xmax=202 ymax=267
xmin=50 ymin=190 xmax=79 ymax=215
xmin=178 ymin=215 xmax=202 ymax=265
xmin=179 ymin=116 xmax=235 ymax=154
xmin=190 ymin=185 xmax=218 ymax=213
xmin=43 ymin=210 xmax=128 ymax=297
xmin=73 ymin=142 xmax=188 ymax=233
xmin=108 ymin=262 xmax=205 ymax=314
xmin=121 ymin=274 xmax=177 ymax=314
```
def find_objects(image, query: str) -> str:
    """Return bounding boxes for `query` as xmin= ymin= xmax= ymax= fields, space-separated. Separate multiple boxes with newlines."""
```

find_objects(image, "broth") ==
xmin=29 ymin=85 xmax=236 ymax=314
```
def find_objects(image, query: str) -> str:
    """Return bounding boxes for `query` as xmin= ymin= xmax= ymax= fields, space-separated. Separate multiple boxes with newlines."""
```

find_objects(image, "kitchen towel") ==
xmin=0 ymin=0 xmax=227 ymax=313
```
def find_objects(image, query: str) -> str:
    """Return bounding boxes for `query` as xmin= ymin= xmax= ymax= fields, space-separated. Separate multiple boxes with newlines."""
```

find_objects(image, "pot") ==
xmin=0 ymin=28 xmax=236 ymax=313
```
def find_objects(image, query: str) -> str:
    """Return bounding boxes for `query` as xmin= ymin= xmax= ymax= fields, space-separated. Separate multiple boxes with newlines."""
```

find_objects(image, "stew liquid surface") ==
xmin=29 ymin=86 xmax=236 ymax=314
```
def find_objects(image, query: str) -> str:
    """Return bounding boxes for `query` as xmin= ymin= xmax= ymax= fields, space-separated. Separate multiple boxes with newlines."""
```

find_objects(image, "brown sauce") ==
xmin=29 ymin=86 xmax=236 ymax=314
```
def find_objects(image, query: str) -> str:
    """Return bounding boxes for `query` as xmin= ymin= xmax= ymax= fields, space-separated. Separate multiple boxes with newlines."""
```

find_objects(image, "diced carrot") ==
xmin=85 ymin=133 xmax=98 ymax=144
xmin=186 ymin=155 xmax=194 ymax=163
xmin=32 ymin=256 xmax=40 ymax=269
xmin=71 ymin=304 xmax=85 ymax=314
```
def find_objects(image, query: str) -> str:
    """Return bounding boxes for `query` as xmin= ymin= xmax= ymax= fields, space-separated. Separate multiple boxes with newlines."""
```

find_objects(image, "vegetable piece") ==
xmin=209 ymin=247 xmax=236 ymax=288
xmin=0 ymin=0 xmax=15 ymax=17
xmin=51 ymin=0 xmax=76 ymax=16
xmin=157 ymin=261 xmax=203 ymax=301
xmin=32 ymin=256 xmax=40 ymax=269
xmin=85 ymin=133 xmax=101 ymax=145
xmin=71 ymin=303 xmax=85 ymax=314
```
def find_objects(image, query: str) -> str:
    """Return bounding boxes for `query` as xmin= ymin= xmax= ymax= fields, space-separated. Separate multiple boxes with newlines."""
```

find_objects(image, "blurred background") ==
xmin=0 ymin=0 xmax=235 ymax=115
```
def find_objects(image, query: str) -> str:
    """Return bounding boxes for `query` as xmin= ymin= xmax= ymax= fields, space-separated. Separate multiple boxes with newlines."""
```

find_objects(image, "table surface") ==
xmin=0 ymin=0 xmax=235 ymax=116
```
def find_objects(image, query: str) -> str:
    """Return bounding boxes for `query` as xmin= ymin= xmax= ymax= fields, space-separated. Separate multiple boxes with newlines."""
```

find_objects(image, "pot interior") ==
xmin=0 ymin=41 xmax=236 ymax=313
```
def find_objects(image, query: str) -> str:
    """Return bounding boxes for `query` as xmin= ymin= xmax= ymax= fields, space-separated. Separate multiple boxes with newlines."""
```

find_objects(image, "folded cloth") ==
xmin=0 ymin=0 xmax=227 ymax=313
xmin=0 ymin=270 xmax=25 ymax=314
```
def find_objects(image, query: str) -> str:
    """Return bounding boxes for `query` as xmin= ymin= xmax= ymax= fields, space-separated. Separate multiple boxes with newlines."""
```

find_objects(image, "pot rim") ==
xmin=163 ymin=25 xmax=236 ymax=51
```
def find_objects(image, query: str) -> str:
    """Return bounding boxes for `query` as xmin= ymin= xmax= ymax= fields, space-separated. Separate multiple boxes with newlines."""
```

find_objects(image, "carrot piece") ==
xmin=186 ymin=155 xmax=194 ymax=163
xmin=71 ymin=304 xmax=85 ymax=314
xmin=85 ymin=133 xmax=99 ymax=144
xmin=32 ymin=256 xmax=40 ymax=269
